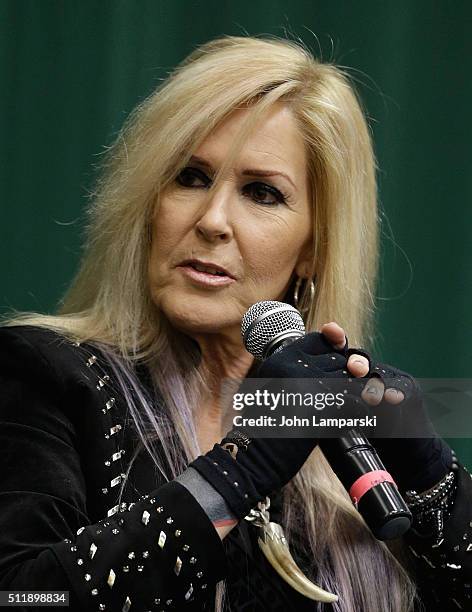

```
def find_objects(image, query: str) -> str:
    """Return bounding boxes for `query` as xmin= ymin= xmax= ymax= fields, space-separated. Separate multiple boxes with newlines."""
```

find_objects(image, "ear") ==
xmin=294 ymin=238 xmax=314 ymax=279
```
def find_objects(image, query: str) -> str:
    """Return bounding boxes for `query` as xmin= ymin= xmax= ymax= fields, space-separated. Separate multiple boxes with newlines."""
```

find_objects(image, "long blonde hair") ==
xmin=3 ymin=36 xmax=418 ymax=611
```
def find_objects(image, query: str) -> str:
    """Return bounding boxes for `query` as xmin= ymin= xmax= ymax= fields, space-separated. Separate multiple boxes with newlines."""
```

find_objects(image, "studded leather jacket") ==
xmin=0 ymin=325 xmax=470 ymax=611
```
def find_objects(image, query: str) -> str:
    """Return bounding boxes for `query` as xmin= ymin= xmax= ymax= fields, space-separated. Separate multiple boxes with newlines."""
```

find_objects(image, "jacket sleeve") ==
xmin=404 ymin=461 xmax=472 ymax=609
xmin=0 ymin=327 xmax=227 ymax=611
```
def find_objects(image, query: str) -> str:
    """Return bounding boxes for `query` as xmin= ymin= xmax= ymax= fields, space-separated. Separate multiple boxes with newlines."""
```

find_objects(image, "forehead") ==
xmin=194 ymin=103 xmax=307 ymax=179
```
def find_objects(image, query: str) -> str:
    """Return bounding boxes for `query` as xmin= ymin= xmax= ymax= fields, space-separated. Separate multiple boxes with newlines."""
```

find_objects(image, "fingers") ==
xmin=361 ymin=377 xmax=385 ymax=405
xmin=320 ymin=322 xmax=346 ymax=350
xmin=347 ymin=354 xmax=370 ymax=377
xmin=320 ymin=322 xmax=405 ymax=407
xmin=383 ymin=387 xmax=405 ymax=404
xmin=361 ymin=377 xmax=405 ymax=405
xmin=320 ymin=322 xmax=369 ymax=376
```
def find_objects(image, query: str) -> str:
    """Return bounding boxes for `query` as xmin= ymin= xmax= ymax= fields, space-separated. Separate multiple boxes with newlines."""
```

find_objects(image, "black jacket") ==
xmin=0 ymin=325 xmax=470 ymax=611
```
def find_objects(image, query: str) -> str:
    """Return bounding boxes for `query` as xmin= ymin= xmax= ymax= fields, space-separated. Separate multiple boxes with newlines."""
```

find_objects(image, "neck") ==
xmin=193 ymin=329 xmax=254 ymax=428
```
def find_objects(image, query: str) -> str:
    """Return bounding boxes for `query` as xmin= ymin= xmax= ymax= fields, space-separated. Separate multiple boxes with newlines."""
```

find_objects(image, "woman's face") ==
xmin=148 ymin=102 xmax=313 ymax=340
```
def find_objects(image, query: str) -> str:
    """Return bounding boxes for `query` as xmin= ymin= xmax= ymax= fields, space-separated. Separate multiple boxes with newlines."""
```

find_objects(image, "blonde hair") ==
xmin=3 ymin=36 xmax=418 ymax=611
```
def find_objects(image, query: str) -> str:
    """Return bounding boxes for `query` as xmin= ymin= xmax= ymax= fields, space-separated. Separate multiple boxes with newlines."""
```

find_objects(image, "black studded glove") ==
xmin=364 ymin=362 xmax=453 ymax=493
xmin=189 ymin=332 xmax=368 ymax=519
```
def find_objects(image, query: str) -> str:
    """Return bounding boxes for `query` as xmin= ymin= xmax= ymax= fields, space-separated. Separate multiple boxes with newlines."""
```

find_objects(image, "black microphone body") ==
xmin=242 ymin=301 xmax=412 ymax=540
xmin=320 ymin=434 xmax=412 ymax=540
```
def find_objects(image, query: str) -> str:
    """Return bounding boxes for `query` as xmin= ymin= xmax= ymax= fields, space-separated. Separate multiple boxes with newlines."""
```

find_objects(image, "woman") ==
xmin=0 ymin=36 xmax=469 ymax=611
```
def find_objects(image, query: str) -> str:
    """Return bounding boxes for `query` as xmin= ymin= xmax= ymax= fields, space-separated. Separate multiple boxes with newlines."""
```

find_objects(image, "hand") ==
xmin=319 ymin=321 xmax=405 ymax=405
xmin=320 ymin=322 xmax=452 ymax=492
xmin=191 ymin=325 xmax=362 ymax=519
xmin=355 ymin=360 xmax=452 ymax=492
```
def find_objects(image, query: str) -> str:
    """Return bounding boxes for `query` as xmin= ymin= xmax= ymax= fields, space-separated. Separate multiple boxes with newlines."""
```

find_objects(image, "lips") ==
xmin=178 ymin=259 xmax=235 ymax=279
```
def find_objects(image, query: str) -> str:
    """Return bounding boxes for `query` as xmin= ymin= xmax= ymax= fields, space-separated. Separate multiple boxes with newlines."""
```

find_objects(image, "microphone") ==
xmin=241 ymin=300 xmax=412 ymax=541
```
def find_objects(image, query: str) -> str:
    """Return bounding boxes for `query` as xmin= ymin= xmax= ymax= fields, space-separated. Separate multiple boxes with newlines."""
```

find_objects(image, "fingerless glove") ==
xmin=367 ymin=362 xmax=453 ymax=492
xmin=190 ymin=332 xmax=349 ymax=518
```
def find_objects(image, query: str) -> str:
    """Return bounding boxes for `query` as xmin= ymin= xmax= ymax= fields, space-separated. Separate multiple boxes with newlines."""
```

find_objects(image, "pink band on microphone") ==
xmin=349 ymin=470 xmax=397 ymax=505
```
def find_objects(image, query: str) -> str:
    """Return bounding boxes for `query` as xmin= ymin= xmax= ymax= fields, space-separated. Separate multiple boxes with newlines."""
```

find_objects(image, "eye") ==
xmin=175 ymin=168 xmax=289 ymax=206
xmin=175 ymin=167 xmax=210 ymax=188
xmin=243 ymin=182 xmax=288 ymax=206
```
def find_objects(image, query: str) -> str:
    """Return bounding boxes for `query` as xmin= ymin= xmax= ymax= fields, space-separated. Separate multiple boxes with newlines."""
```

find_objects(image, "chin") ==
xmin=158 ymin=293 xmax=239 ymax=336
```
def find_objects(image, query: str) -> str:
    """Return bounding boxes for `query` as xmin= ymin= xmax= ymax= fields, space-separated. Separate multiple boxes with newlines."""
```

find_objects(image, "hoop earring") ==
xmin=293 ymin=276 xmax=315 ymax=315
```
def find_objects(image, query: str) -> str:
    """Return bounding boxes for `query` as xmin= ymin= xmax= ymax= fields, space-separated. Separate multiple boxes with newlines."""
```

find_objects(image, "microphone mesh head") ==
xmin=241 ymin=300 xmax=305 ymax=359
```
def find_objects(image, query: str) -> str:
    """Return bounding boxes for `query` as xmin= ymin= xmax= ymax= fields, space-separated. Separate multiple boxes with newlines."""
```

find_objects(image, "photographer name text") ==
xmin=232 ymin=414 xmax=377 ymax=428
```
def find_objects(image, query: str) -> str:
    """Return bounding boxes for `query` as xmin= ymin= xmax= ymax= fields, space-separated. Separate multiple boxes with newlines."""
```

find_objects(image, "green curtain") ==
xmin=1 ymin=0 xmax=471 ymax=466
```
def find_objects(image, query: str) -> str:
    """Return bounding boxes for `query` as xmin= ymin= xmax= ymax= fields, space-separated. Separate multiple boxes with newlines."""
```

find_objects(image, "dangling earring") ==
xmin=293 ymin=276 xmax=315 ymax=315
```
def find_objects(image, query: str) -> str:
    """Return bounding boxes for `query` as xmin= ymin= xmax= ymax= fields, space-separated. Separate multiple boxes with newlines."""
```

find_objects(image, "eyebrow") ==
xmin=188 ymin=155 xmax=297 ymax=192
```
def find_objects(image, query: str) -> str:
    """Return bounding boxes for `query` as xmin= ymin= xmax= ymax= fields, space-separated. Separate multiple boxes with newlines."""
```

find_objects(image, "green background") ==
xmin=1 ymin=1 xmax=471 ymax=465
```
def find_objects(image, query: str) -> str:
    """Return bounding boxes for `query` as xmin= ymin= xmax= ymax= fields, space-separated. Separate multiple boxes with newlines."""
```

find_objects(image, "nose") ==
xmin=195 ymin=187 xmax=234 ymax=243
